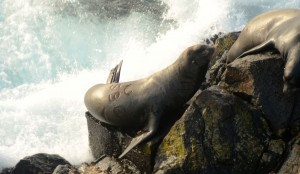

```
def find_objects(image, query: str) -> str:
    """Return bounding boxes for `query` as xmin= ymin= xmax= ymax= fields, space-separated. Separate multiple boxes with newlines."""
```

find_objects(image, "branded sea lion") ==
xmin=226 ymin=9 xmax=300 ymax=92
xmin=84 ymin=44 xmax=215 ymax=158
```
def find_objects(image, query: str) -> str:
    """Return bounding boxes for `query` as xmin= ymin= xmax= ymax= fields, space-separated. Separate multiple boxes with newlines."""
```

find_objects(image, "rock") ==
xmin=85 ymin=112 xmax=153 ymax=173
xmin=289 ymin=92 xmax=300 ymax=137
xmin=278 ymin=135 xmax=300 ymax=174
xmin=0 ymin=168 xmax=13 ymax=174
xmin=53 ymin=164 xmax=79 ymax=174
xmin=86 ymin=112 xmax=123 ymax=157
xmin=208 ymin=52 xmax=227 ymax=87
xmin=76 ymin=156 xmax=141 ymax=174
xmin=11 ymin=153 xmax=70 ymax=174
xmin=212 ymin=32 xmax=240 ymax=64
xmin=94 ymin=157 xmax=125 ymax=174
xmin=220 ymin=52 xmax=295 ymax=135
xmin=205 ymin=32 xmax=240 ymax=66
xmin=206 ymin=32 xmax=240 ymax=86
xmin=92 ymin=156 xmax=140 ymax=174
xmin=154 ymin=86 xmax=286 ymax=174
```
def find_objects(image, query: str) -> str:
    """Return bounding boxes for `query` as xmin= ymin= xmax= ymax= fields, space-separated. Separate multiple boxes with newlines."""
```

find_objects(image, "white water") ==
xmin=0 ymin=0 xmax=299 ymax=169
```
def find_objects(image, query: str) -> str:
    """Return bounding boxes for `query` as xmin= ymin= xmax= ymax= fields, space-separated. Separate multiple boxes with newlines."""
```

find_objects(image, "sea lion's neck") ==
xmin=158 ymin=59 xmax=208 ymax=103
xmin=177 ymin=61 xmax=208 ymax=94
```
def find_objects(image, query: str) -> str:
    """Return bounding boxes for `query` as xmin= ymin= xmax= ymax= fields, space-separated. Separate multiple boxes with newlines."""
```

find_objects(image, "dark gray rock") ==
xmin=208 ymin=51 xmax=227 ymax=86
xmin=86 ymin=112 xmax=123 ymax=157
xmin=154 ymin=86 xmax=286 ymax=174
xmin=289 ymin=92 xmax=300 ymax=137
xmin=11 ymin=153 xmax=70 ymax=174
xmin=0 ymin=168 xmax=13 ymax=174
xmin=278 ymin=135 xmax=300 ymax=174
xmin=86 ymin=112 xmax=153 ymax=173
xmin=220 ymin=52 xmax=295 ymax=135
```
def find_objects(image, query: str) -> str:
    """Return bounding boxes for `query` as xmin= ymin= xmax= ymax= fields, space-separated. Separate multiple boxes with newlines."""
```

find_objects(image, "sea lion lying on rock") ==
xmin=226 ymin=9 xmax=300 ymax=93
xmin=84 ymin=44 xmax=215 ymax=158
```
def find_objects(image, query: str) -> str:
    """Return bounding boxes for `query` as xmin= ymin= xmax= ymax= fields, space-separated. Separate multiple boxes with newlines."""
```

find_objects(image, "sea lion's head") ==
xmin=175 ymin=44 xmax=216 ymax=88
xmin=180 ymin=44 xmax=216 ymax=68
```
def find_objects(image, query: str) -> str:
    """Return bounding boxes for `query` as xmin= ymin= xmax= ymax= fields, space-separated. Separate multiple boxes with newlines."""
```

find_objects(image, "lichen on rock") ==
xmin=154 ymin=86 xmax=284 ymax=174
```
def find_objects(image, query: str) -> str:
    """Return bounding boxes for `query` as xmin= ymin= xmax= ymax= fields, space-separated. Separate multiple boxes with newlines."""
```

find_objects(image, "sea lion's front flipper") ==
xmin=238 ymin=39 xmax=275 ymax=58
xmin=119 ymin=112 xmax=159 ymax=158
xmin=106 ymin=60 xmax=123 ymax=84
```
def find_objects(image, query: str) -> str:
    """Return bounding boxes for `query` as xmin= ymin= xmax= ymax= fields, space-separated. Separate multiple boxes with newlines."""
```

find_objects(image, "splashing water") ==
xmin=0 ymin=0 xmax=299 ymax=169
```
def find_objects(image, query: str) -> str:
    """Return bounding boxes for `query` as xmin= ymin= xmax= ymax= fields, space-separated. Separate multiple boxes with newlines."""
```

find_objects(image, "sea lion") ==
xmin=226 ymin=9 xmax=300 ymax=92
xmin=84 ymin=44 xmax=215 ymax=158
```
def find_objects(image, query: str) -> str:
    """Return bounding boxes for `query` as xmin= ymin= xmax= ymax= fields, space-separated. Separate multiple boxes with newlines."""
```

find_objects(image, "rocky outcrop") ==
xmin=53 ymin=164 xmax=79 ymax=174
xmin=278 ymin=135 xmax=300 ymax=174
xmin=153 ymin=33 xmax=300 ymax=173
xmin=154 ymin=86 xmax=285 ymax=173
xmin=220 ymin=52 xmax=295 ymax=136
xmin=85 ymin=112 xmax=153 ymax=173
xmin=6 ymin=153 xmax=71 ymax=174
xmin=77 ymin=156 xmax=141 ymax=174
